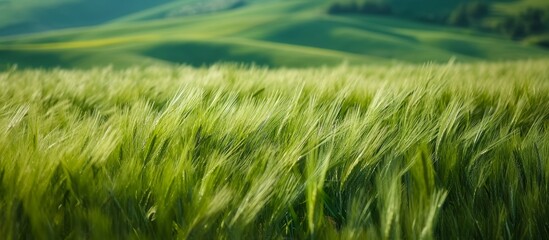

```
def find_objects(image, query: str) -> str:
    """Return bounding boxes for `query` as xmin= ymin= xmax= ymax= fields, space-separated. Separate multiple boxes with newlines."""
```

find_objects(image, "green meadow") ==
xmin=1 ymin=0 xmax=549 ymax=239
xmin=1 ymin=0 xmax=549 ymax=68
xmin=1 ymin=61 xmax=548 ymax=239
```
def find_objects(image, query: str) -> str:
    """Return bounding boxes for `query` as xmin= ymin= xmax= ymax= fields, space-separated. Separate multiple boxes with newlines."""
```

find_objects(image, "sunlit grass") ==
xmin=0 ymin=60 xmax=548 ymax=239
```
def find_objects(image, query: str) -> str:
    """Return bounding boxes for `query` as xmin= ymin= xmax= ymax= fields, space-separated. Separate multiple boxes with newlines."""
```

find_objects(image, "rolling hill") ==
xmin=0 ymin=0 xmax=177 ymax=36
xmin=0 ymin=0 xmax=548 ymax=68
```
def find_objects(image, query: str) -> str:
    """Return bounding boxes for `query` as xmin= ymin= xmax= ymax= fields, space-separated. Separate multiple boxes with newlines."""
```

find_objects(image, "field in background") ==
xmin=1 ymin=0 xmax=548 ymax=68
xmin=1 ymin=60 xmax=548 ymax=239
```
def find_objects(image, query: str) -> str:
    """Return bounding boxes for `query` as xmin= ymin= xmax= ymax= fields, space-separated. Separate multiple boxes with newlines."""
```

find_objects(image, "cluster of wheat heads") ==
xmin=0 ymin=60 xmax=548 ymax=239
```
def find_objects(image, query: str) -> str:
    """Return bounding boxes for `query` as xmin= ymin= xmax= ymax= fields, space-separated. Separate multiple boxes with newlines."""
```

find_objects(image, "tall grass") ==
xmin=0 ymin=60 xmax=548 ymax=239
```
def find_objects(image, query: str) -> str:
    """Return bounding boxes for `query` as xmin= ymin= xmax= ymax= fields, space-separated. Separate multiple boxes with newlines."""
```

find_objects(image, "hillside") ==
xmin=0 ymin=0 xmax=177 ymax=36
xmin=0 ymin=0 xmax=548 ymax=68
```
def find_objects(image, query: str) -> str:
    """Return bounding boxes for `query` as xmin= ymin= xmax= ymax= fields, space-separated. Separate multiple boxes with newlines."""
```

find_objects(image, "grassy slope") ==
xmin=0 ymin=0 xmax=548 ymax=68
xmin=1 ymin=61 xmax=548 ymax=239
xmin=0 ymin=0 xmax=176 ymax=36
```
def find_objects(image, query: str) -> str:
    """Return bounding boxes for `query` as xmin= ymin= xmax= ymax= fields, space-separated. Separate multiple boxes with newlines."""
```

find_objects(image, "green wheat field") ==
xmin=1 ymin=60 xmax=548 ymax=239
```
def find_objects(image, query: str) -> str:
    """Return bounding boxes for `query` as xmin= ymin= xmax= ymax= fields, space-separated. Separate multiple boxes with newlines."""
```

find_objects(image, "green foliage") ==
xmin=447 ymin=1 xmax=489 ymax=27
xmin=325 ymin=0 xmax=549 ymax=47
xmin=530 ymin=36 xmax=549 ymax=48
xmin=0 ymin=60 xmax=548 ymax=239
xmin=498 ymin=8 xmax=549 ymax=39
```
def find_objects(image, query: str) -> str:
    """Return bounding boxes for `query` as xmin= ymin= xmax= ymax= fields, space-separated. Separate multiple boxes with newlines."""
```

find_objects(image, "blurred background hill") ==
xmin=0 ymin=0 xmax=548 ymax=68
